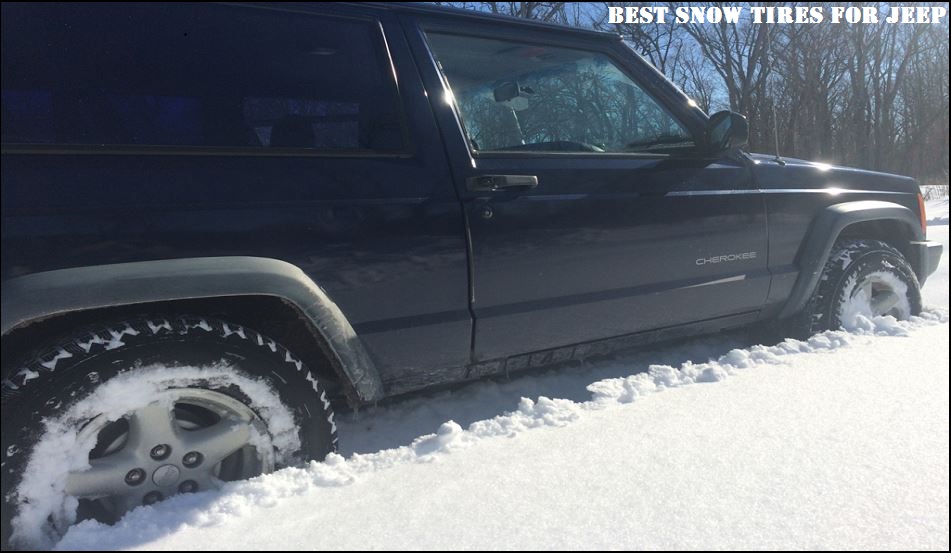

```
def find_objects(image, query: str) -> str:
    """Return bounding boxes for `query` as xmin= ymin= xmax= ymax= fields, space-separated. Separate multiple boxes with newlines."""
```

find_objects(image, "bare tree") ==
xmin=432 ymin=2 xmax=573 ymax=23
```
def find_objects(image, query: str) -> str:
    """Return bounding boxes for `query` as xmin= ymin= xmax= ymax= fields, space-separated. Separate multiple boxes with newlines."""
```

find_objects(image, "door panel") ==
xmin=467 ymin=157 xmax=768 ymax=360
xmin=408 ymin=20 xmax=769 ymax=361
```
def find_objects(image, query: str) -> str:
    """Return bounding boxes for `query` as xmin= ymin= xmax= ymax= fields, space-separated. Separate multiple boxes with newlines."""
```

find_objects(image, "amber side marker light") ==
xmin=917 ymin=192 xmax=927 ymax=237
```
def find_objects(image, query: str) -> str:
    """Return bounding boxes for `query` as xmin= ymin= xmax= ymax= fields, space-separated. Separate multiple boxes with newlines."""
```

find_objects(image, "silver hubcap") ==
xmin=852 ymin=275 xmax=908 ymax=318
xmin=65 ymin=389 xmax=271 ymax=520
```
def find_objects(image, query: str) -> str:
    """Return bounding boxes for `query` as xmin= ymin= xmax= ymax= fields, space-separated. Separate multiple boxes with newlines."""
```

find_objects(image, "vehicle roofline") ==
xmin=344 ymin=2 xmax=622 ymax=40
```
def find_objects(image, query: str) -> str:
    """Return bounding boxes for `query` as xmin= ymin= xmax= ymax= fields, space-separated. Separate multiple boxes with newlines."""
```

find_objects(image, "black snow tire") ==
xmin=1 ymin=315 xmax=337 ymax=549
xmin=789 ymin=239 xmax=922 ymax=337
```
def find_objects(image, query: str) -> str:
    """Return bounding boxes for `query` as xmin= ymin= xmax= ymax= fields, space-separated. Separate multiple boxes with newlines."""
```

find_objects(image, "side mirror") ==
xmin=706 ymin=110 xmax=748 ymax=154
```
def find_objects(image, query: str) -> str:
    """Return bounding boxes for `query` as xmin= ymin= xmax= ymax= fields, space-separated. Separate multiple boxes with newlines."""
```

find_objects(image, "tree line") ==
xmin=434 ymin=2 xmax=950 ymax=184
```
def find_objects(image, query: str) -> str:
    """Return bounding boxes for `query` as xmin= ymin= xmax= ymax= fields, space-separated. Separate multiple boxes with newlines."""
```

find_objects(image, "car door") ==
xmin=404 ymin=18 xmax=770 ymax=362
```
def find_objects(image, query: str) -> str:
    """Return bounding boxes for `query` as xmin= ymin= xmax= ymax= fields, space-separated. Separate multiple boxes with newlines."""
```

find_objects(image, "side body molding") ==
xmin=778 ymin=200 xmax=924 ymax=319
xmin=1 ymin=256 xmax=385 ymax=403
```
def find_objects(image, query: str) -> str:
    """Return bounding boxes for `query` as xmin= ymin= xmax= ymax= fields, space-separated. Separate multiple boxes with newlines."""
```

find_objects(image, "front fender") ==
xmin=778 ymin=200 xmax=923 ymax=319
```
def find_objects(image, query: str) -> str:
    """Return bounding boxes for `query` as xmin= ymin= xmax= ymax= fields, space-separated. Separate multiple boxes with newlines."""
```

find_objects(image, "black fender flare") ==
xmin=0 ymin=256 xmax=385 ymax=403
xmin=778 ymin=200 xmax=924 ymax=319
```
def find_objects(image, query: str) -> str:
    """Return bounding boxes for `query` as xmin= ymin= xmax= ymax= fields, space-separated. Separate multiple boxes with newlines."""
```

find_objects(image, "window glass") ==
xmin=0 ymin=3 xmax=405 ymax=152
xmin=426 ymin=33 xmax=693 ymax=154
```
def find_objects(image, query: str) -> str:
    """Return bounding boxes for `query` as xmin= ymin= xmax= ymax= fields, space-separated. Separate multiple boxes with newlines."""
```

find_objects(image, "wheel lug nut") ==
xmin=143 ymin=491 xmax=163 ymax=505
xmin=182 ymin=451 xmax=203 ymax=468
xmin=150 ymin=444 xmax=171 ymax=460
xmin=125 ymin=468 xmax=146 ymax=486
xmin=179 ymin=480 xmax=198 ymax=493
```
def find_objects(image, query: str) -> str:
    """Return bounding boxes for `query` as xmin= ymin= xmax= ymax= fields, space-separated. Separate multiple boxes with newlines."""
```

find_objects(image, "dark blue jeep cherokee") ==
xmin=0 ymin=2 xmax=942 ymax=547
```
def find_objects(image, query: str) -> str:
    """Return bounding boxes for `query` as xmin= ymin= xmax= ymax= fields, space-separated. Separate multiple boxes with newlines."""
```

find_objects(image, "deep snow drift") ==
xmin=41 ymin=210 xmax=951 ymax=550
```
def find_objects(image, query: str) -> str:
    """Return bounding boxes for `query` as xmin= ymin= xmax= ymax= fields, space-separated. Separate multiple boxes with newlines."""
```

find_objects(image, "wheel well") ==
xmin=0 ymin=296 xmax=352 ymax=405
xmin=836 ymin=219 xmax=913 ymax=259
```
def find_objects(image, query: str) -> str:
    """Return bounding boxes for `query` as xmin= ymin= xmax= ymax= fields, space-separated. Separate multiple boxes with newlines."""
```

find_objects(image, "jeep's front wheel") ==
xmin=794 ymin=239 xmax=922 ymax=336
xmin=1 ymin=316 xmax=337 ymax=550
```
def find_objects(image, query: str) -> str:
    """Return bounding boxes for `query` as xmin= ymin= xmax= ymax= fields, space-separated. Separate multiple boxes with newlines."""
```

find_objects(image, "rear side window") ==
xmin=1 ymin=3 xmax=406 ymax=153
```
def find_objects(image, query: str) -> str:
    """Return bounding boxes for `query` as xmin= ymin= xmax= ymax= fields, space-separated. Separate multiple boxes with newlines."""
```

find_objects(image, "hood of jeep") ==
xmin=747 ymin=153 xmax=919 ymax=195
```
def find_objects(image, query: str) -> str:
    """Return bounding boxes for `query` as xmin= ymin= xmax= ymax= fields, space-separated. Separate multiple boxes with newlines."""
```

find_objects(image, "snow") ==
xmin=838 ymin=269 xmax=911 ymax=330
xmin=926 ymin=196 xmax=949 ymax=226
xmin=38 ymin=221 xmax=951 ymax=550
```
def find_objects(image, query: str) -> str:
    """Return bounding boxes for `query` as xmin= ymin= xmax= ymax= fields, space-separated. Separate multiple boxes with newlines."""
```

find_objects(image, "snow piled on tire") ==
xmin=11 ymin=364 xmax=299 ymax=550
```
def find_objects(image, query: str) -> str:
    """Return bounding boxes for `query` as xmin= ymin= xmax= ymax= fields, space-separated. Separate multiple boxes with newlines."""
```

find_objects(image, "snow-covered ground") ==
xmin=53 ymin=207 xmax=950 ymax=550
xmin=927 ymin=195 xmax=949 ymax=226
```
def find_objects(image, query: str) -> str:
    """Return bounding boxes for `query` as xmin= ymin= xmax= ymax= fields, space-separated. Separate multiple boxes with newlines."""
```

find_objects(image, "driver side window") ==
xmin=426 ymin=32 xmax=693 ymax=154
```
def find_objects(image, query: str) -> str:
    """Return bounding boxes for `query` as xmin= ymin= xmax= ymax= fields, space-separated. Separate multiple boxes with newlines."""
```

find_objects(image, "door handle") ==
xmin=466 ymin=174 xmax=538 ymax=192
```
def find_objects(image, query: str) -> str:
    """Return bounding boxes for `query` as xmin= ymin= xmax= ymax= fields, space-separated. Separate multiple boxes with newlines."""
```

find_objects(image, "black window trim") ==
xmin=418 ymin=22 xmax=703 ymax=161
xmin=1 ymin=3 xmax=415 ymax=158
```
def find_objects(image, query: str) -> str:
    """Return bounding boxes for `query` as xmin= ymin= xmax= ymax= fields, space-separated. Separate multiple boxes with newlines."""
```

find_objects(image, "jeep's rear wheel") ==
xmin=1 ymin=315 xmax=337 ymax=550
